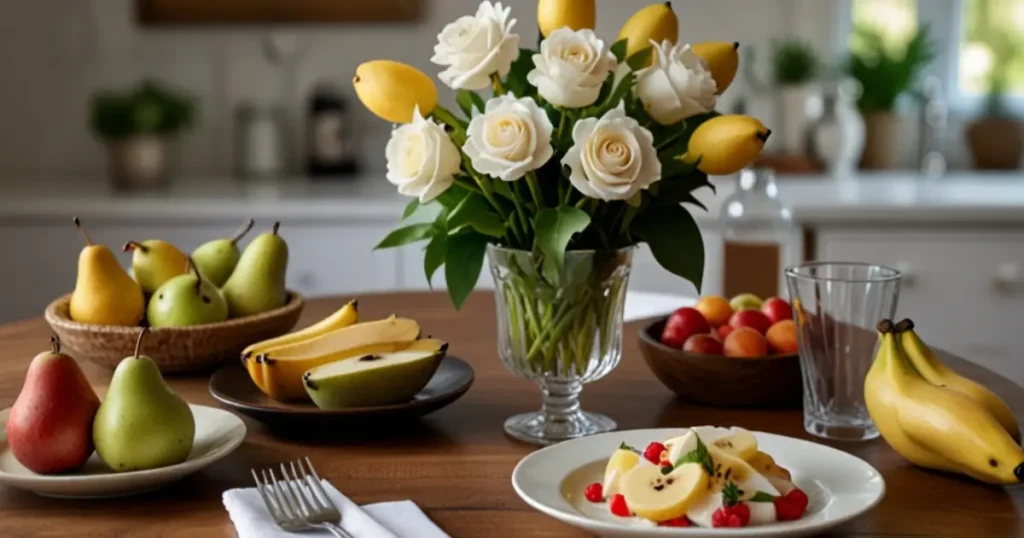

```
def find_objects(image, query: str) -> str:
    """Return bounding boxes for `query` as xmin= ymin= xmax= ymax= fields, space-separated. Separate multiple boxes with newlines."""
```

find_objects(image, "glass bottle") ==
xmin=719 ymin=168 xmax=795 ymax=300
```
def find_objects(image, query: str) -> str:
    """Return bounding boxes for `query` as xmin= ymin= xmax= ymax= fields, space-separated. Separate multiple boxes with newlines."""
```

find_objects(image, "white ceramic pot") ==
xmin=107 ymin=135 xmax=172 ymax=190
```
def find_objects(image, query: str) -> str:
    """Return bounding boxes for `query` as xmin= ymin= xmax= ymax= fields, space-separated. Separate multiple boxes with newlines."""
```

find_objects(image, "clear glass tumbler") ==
xmin=785 ymin=262 xmax=902 ymax=441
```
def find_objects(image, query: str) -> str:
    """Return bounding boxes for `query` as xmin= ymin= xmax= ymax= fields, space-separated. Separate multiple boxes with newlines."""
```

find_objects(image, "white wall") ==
xmin=0 ymin=0 xmax=973 ymax=178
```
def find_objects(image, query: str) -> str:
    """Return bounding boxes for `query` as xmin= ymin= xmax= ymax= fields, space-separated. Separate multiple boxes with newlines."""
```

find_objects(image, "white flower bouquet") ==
xmin=354 ymin=1 xmax=770 ymax=441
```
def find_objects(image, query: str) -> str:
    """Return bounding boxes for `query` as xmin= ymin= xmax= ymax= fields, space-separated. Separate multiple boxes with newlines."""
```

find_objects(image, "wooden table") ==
xmin=1 ymin=292 xmax=1023 ymax=537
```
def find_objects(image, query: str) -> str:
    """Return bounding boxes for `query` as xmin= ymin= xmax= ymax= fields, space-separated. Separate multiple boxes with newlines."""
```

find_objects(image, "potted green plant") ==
xmin=966 ymin=55 xmax=1023 ymax=170
xmin=846 ymin=26 xmax=935 ymax=169
xmin=772 ymin=38 xmax=819 ymax=155
xmin=89 ymin=79 xmax=197 ymax=189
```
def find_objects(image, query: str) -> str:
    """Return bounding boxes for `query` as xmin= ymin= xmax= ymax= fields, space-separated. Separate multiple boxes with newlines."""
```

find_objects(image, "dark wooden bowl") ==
xmin=637 ymin=318 xmax=803 ymax=408
xmin=45 ymin=291 xmax=304 ymax=375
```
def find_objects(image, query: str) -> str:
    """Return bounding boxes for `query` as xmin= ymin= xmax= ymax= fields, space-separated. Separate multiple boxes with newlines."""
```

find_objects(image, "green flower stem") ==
xmin=509 ymin=181 xmax=533 ymax=239
xmin=491 ymin=73 xmax=504 ymax=96
xmin=461 ymin=157 xmax=525 ymax=245
xmin=525 ymin=172 xmax=544 ymax=209
xmin=556 ymin=111 xmax=567 ymax=141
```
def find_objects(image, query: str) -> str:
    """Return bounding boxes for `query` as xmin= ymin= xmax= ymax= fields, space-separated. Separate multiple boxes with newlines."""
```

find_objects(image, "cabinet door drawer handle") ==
xmin=893 ymin=262 xmax=916 ymax=287
xmin=993 ymin=263 xmax=1024 ymax=293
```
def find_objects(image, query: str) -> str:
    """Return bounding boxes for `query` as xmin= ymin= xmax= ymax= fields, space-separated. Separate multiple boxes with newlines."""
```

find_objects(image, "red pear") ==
xmin=5 ymin=337 xmax=100 ymax=474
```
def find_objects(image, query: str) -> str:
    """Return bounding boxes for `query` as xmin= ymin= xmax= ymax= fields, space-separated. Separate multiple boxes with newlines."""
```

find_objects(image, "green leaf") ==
xmin=619 ymin=442 xmax=638 ymax=453
xmin=673 ymin=434 xmax=715 ymax=478
xmin=423 ymin=232 xmax=447 ymax=289
xmin=401 ymin=199 xmax=420 ymax=220
xmin=652 ymin=176 xmax=712 ymax=211
xmin=448 ymin=193 xmax=506 ymax=238
xmin=750 ymin=491 xmax=776 ymax=503
xmin=435 ymin=187 xmax=468 ymax=210
xmin=611 ymin=38 xmax=629 ymax=63
xmin=445 ymin=231 xmax=489 ymax=310
xmin=626 ymin=47 xmax=653 ymax=71
xmin=374 ymin=223 xmax=435 ymax=250
xmin=506 ymin=48 xmax=536 ymax=98
xmin=491 ymin=179 xmax=515 ymax=200
xmin=722 ymin=481 xmax=742 ymax=506
xmin=633 ymin=204 xmax=705 ymax=291
xmin=533 ymin=206 xmax=591 ymax=282
xmin=456 ymin=90 xmax=486 ymax=118
xmin=606 ymin=72 xmax=635 ymax=108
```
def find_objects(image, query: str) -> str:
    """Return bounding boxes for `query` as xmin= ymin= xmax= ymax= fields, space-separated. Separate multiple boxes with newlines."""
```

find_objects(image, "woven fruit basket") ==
xmin=44 ymin=291 xmax=304 ymax=374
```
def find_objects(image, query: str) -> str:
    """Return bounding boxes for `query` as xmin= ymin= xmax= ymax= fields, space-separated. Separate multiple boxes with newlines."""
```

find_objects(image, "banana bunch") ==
xmin=866 ymin=319 xmax=1024 ymax=485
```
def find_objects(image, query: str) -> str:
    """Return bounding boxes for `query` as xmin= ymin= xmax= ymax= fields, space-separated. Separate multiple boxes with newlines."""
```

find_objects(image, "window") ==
xmin=847 ymin=0 xmax=1024 ymax=110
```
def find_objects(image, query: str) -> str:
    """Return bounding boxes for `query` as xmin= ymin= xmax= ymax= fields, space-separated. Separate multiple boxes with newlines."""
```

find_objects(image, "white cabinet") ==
xmin=816 ymin=227 xmax=1024 ymax=387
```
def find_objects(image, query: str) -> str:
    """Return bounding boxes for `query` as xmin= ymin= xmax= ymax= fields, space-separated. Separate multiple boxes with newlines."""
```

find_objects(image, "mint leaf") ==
xmin=619 ymin=442 xmax=639 ymax=453
xmin=750 ymin=491 xmax=776 ymax=503
xmin=673 ymin=435 xmax=715 ymax=478
xmin=722 ymin=481 xmax=742 ymax=506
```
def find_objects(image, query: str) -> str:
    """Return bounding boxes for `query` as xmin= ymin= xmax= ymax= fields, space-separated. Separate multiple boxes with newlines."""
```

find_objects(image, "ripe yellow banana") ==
xmin=896 ymin=319 xmax=1021 ymax=444
xmin=353 ymin=60 xmax=437 ymax=123
xmin=618 ymin=2 xmax=679 ymax=59
xmin=241 ymin=300 xmax=359 ymax=392
xmin=866 ymin=320 xmax=1024 ymax=485
xmin=537 ymin=0 xmax=595 ymax=37
xmin=691 ymin=41 xmax=740 ymax=94
xmin=679 ymin=115 xmax=771 ymax=176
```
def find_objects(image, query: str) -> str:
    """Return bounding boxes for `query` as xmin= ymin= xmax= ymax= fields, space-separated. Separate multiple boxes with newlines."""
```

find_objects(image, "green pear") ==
xmin=147 ymin=257 xmax=228 ymax=327
xmin=191 ymin=219 xmax=255 ymax=287
xmin=222 ymin=222 xmax=288 ymax=318
xmin=302 ymin=340 xmax=447 ymax=409
xmin=93 ymin=328 xmax=195 ymax=472
xmin=123 ymin=239 xmax=190 ymax=294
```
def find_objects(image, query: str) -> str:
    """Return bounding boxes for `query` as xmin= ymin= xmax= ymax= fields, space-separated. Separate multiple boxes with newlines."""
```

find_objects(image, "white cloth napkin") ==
xmin=223 ymin=479 xmax=450 ymax=538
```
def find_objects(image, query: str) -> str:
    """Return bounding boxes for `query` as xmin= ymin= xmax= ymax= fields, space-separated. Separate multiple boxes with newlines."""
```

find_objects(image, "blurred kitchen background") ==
xmin=0 ymin=0 xmax=1022 ymax=383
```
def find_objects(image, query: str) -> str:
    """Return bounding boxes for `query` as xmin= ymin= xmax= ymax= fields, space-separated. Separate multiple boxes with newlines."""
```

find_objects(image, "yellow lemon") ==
xmin=353 ymin=60 xmax=437 ymax=124
xmin=681 ymin=115 xmax=771 ymax=176
xmin=618 ymin=2 xmax=679 ymax=59
xmin=691 ymin=41 xmax=740 ymax=94
xmin=537 ymin=0 xmax=596 ymax=37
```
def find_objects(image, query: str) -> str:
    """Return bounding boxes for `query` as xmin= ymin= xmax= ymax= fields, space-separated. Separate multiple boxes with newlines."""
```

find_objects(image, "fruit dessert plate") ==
xmin=512 ymin=427 xmax=884 ymax=537
xmin=0 ymin=404 xmax=245 ymax=498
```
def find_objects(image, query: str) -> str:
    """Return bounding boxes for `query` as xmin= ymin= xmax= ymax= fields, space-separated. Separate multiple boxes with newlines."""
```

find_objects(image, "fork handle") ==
xmin=313 ymin=522 xmax=355 ymax=538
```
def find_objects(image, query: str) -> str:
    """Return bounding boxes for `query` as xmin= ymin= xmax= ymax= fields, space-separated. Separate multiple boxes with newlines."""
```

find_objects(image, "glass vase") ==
xmin=487 ymin=245 xmax=633 ymax=446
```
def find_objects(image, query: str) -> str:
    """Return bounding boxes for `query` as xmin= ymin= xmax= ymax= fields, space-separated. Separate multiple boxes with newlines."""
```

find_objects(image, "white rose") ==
xmin=527 ymin=28 xmax=617 ymax=108
xmin=431 ymin=1 xmax=520 ymax=91
xmin=463 ymin=95 xmax=554 ymax=182
xmin=635 ymin=41 xmax=718 ymax=125
xmin=385 ymin=107 xmax=462 ymax=203
xmin=562 ymin=102 xmax=662 ymax=201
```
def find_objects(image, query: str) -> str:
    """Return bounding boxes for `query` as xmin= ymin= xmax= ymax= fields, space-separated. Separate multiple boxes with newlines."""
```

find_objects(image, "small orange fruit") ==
xmin=766 ymin=320 xmax=798 ymax=355
xmin=694 ymin=295 xmax=733 ymax=327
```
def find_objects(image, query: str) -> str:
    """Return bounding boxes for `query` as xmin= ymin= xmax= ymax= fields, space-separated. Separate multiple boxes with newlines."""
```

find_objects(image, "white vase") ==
xmin=809 ymin=81 xmax=865 ymax=178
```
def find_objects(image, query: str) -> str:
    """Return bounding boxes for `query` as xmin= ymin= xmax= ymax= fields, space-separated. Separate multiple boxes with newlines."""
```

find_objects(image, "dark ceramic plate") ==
xmin=208 ymin=357 xmax=474 ymax=430
xmin=638 ymin=318 xmax=802 ymax=409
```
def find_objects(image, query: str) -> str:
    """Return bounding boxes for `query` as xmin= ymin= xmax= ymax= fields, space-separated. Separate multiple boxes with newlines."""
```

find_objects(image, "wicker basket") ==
xmin=44 ymin=291 xmax=305 ymax=374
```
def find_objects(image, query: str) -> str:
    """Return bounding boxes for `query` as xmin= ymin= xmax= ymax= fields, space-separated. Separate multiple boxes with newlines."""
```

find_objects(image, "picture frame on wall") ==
xmin=137 ymin=0 xmax=422 ymax=24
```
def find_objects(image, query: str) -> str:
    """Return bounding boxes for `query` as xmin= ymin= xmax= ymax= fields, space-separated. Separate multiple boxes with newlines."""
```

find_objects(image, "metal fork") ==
xmin=252 ymin=457 xmax=354 ymax=538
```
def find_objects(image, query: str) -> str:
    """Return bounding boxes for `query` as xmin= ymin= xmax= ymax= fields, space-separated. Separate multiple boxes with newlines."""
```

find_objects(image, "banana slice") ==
xmin=748 ymin=450 xmax=792 ymax=481
xmin=706 ymin=446 xmax=780 ymax=497
xmin=621 ymin=463 xmax=710 ymax=522
xmin=603 ymin=448 xmax=641 ymax=498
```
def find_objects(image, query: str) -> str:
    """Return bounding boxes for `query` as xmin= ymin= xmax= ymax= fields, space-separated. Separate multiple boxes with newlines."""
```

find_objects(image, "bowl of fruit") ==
xmin=44 ymin=218 xmax=304 ymax=374
xmin=637 ymin=293 xmax=803 ymax=408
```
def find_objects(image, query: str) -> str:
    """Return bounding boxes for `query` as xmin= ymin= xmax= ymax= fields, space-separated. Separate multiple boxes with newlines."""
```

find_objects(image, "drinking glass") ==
xmin=785 ymin=262 xmax=902 ymax=441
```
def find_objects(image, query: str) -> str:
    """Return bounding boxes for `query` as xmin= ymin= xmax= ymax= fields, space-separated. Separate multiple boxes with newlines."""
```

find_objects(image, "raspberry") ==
xmin=712 ymin=503 xmax=750 ymax=528
xmin=658 ymin=517 xmax=690 ymax=527
xmin=643 ymin=442 xmax=666 ymax=464
xmin=609 ymin=494 xmax=630 ymax=517
xmin=583 ymin=482 xmax=603 ymax=503
xmin=774 ymin=488 xmax=809 ymax=521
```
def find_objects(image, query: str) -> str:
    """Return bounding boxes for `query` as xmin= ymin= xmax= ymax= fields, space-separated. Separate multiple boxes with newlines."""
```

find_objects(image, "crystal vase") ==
xmin=487 ymin=245 xmax=633 ymax=446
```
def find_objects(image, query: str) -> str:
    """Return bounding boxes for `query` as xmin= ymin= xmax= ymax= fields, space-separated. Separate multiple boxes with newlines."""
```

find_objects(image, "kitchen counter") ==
xmin=1 ymin=171 xmax=1023 ymax=225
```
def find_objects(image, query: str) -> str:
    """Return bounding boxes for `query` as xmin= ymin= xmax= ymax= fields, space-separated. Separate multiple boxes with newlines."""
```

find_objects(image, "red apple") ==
xmin=729 ymin=309 xmax=773 ymax=335
xmin=717 ymin=324 xmax=734 ymax=341
xmin=660 ymin=307 xmax=711 ymax=348
xmin=683 ymin=334 xmax=724 ymax=355
xmin=761 ymin=297 xmax=793 ymax=325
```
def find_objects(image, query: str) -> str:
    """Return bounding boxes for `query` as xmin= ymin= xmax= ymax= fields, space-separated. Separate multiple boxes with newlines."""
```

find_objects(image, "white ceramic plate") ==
xmin=512 ymin=428 xmax=885 ymax=538
xmin=0 ymin=404 xmax=246 ymax=498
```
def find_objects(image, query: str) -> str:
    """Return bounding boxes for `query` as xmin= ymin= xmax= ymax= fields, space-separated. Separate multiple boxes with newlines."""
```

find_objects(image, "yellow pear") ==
xmin=691 ymin=41 xmax=740 ymax=94
xmin=680 ymin=115 xmax=771 ymax=176
xmin=69 ymin=218 xmax=145 ymax=326
xmin=537 ymin=0 xmax=596 ymax=37
xmin=353 ymin=60 xmax=437 ymax=124
xmin=618 ymin=2 xmax=679 ymax=59
xmin=123 ymin=239 xmax=189 ymax=294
